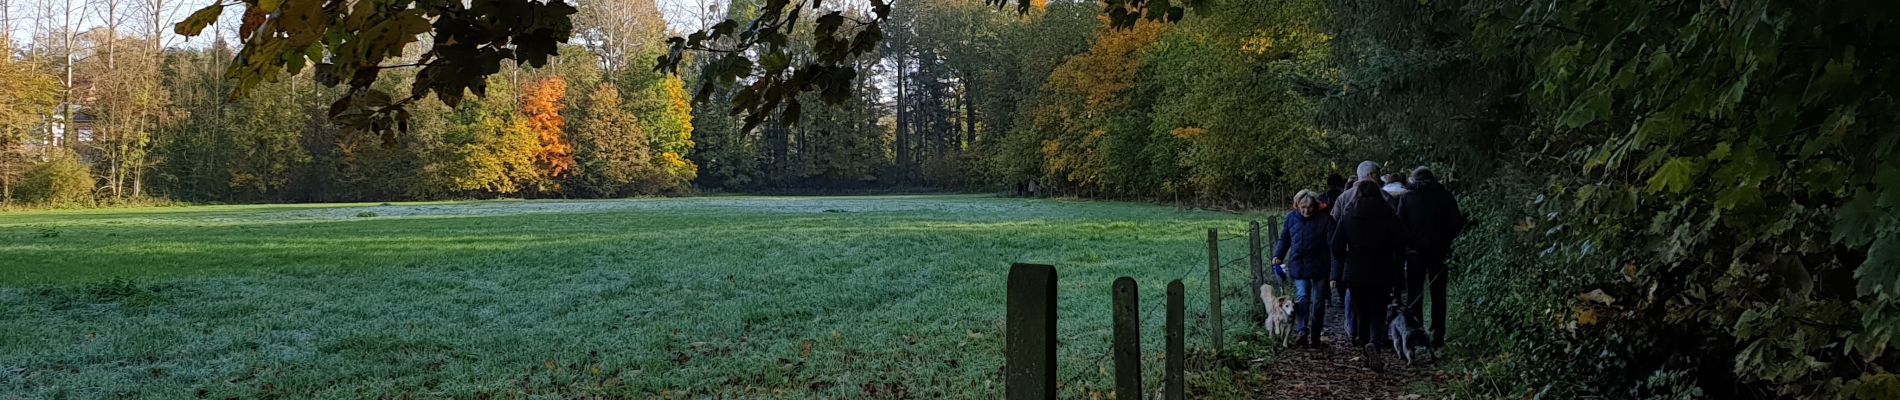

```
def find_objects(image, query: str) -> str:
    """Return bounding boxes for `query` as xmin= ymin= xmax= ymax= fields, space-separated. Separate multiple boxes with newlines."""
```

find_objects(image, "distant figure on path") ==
xmin=1320 ymin=173 xmax=1347 ymax=211
xmin=1333 ymin=161 xmax=1397 ymax=220
xmin=1274 ymin=190 xmax=1334 ymax=347
xmin=1397 ymin=167 xmax=1466 ymax=349
xmin=1381 ymin=174 xmax=1409 ymax=202
xmin=1379 ymin=172 xmax=1412 ymax=315
xmin=1331 ymin=178 xmax=1406 ymax=368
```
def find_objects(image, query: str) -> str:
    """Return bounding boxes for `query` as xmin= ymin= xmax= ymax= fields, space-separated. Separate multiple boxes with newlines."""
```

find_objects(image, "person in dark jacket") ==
xmin=1397 ymin=167 xmax=1466 ymax=348
xmin=1331 ymin=179 xmax=1406 ymax=364
xmin=1274 ymin=190 xmax=1333 ymax=346
xmin=1321 ymin=173 xmax=1346 ymax=305
xmin=1332 ymin=161 xmax=1385 ymax=329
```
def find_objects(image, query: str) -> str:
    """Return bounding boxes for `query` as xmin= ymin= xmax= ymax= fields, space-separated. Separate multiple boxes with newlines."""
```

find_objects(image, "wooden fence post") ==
xmin=1111 ymin=277 xmax=1140 ymax=399
xmin=1006 ymin=263 xmax=1057 ymax=400
xmin=1249 ymin=220 xmax=1266 ymax=321
xmin=1206 ymin=228 xmax=1223 ymax=353
xmin=1166 ymin=279 xmax=1185 ymax=400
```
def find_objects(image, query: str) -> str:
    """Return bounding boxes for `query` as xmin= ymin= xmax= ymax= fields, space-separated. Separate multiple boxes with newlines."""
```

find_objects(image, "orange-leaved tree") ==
xmin=522 ymin=77 xmax=574 ymax=191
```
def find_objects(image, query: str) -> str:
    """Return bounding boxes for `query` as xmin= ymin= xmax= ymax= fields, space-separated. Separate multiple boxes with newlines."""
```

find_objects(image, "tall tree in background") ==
xmin=1143 ymin=0 xmax=1332 ymax=202
xmin=129 ymin=0 xmax=182 ymax=198
xmin=569 ymin=83 xmax=660 ymax=196
xmin=969 ymin=0 xmax=1094 ymax=188
xmin=575 ymin=0 xmax=666 ymax=73
xmin=83 ymin=27 xmax=164 ymax=200
xmin=442 ymin=77 xmax=539 ymax=196
xmin=0 ymin=59 xmax=63 ymax=201
xmin=2 ymin=0 xmax=13 ymax=54
xmin=48 ymin=0 xmax=84 ymax=148
xmin=619 ymin=58 xmax=697 ymax=191
xmin=1017 ymin=18 xmax=1168 ymax=197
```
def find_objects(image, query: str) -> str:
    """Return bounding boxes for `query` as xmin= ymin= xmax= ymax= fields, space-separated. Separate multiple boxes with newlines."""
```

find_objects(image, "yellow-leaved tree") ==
xmin=619 ymin=64 xmax=697 ymax=193
xmin=0 ymin=59 xmax=63 ymax=202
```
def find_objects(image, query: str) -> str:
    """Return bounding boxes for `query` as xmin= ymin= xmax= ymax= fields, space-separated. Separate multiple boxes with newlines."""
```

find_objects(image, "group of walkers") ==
xmin=1270 ymin=160 xmax=1466 ymax=366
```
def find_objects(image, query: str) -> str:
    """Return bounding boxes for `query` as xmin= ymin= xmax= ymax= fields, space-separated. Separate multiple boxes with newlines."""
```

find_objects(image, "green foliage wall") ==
xmin=1325 ymin=0 xmax=1900 ymax=398
xmin=985 ymin=0 xmax=1334 ymax=203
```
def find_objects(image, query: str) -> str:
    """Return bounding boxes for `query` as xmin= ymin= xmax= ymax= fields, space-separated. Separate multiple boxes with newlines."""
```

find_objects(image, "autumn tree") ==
xmin=0 ymin=59 xmax=63 ymax=202
xmin=521 ymin=77 xmax=574 ymax=192
xmin=569 ymin=84 xmax=658 ymax=197
xmin=618 ymin=61 xmax=697 ymax=192
xmin=440 ymin=79 xmax=540 ymax=197
xmin=1012 ymin=18 xmax=1168 ymax=197
xmin=1142 ymin=0 xmax=1332 ymax=202
xmin=80 ymin=27 xmax=166 ymax=200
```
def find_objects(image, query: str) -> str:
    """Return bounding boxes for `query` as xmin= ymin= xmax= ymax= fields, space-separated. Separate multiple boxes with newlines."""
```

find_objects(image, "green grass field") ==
xmin=0 ymin=195 xmax=1273 ymax=398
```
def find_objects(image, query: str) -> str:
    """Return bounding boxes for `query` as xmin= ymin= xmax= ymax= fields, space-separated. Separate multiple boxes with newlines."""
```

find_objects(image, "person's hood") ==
xmin=1340 ymin=180 xmax=1393 ymax=218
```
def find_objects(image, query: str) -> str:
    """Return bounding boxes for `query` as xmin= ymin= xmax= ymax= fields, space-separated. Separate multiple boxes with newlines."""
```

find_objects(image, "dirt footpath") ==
xmin=1247 ymin=299 xmax=1451 ymax=399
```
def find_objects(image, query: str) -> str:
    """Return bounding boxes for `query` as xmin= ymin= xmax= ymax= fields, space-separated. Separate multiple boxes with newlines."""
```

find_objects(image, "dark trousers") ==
xmin=1405 ymin=254 xmax=1449 ymax=346
xmin=1347 ymin=283 xmax=1391 ymax=347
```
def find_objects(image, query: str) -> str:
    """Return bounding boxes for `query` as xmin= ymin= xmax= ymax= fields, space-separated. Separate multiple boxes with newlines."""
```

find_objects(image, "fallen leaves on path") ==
xmin=1249 ymin=304 xmax=1446 ymax=400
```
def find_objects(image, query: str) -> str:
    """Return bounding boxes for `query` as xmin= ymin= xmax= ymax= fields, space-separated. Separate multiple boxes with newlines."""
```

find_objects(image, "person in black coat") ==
xmin=1320 ymin=173 xmax=1348 ymax=304
xmin=1397 ymin=167 xmax=1466 ymax=348
xmin=1331 ymin=179 xmax=1406 ymax=356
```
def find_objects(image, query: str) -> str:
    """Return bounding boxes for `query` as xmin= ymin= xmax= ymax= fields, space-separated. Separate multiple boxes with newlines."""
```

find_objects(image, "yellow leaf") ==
xmin=1576 ymin=289 xmax=1617 ymax=305
xmin=1575 ymin=307 xmax=1598 ymax=326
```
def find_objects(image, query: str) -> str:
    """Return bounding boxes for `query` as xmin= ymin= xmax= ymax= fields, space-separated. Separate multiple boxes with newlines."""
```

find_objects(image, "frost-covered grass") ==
xmin=0 ymin=195 xmax=1269 ymax=398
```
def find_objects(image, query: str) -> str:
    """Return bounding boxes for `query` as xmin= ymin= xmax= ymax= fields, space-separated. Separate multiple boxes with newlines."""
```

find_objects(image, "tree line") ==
xmin=685 ymin=0 xmax=1330 ymax=203
xmin=3 ymin=0 xmax=1325 ymax=204
xmin=0 ymin=0 xmax=695 ymax=204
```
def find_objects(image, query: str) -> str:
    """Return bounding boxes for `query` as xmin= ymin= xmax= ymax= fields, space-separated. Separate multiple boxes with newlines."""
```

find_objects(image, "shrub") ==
xmin=15 ymin=151 xmax=92 ymax=206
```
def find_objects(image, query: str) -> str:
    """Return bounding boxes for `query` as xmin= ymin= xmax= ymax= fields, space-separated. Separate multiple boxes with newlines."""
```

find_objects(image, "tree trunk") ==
xmin=61 ymin=0 xmax=76 ymax=149
xmin=964 ymin=78 xmax=976 ymax=147
xmin=141 ymin=0 xmax=166 ymax=200
xmin=893 ymin=57 xmax=909 ymax=179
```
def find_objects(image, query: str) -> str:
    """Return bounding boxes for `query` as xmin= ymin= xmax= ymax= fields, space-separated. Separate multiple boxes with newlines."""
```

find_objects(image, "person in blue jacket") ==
xmin=1273 ymin=190 xmax=1334 ymax=347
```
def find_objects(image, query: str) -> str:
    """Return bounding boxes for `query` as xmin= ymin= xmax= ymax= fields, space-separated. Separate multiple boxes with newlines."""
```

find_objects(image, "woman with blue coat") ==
xmin=1273 ymin=190 xmax=1334 ymax=347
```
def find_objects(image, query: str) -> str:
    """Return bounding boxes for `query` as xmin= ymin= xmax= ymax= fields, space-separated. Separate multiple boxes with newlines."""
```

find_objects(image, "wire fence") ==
xmin=1040 ymin=219 xmax=1286 ymax=394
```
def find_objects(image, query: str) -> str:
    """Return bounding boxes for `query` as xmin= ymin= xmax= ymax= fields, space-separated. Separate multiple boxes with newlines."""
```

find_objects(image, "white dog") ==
xmin=1261 ymin=284 xmax=1295 ymax=346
